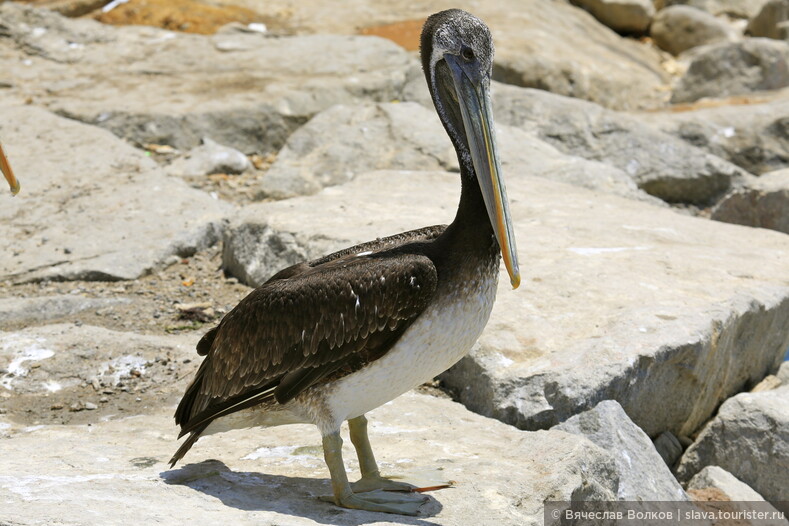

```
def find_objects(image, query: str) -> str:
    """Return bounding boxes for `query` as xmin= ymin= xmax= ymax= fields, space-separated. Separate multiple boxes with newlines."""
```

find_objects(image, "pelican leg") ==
xmin=348 ymin=415 xmax=415 ymax=493
xmin=321 ymin=431 xmax=427 ymax=515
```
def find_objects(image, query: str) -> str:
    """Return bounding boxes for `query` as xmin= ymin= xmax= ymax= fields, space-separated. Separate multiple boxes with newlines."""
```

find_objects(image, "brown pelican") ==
xmin=1 ymin=142 xmax=20 ymax=195
xmin=171 ymin=9 xmax=519 ymax=515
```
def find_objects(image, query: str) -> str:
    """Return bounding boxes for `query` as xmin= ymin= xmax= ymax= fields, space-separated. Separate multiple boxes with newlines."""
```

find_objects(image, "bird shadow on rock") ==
xmin=161 ymin=459 xmax=445 ymax=526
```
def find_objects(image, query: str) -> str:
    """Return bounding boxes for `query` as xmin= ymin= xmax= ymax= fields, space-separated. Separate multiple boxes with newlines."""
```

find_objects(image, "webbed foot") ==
xmin=320 ymin=489 xmax=428 ymax=515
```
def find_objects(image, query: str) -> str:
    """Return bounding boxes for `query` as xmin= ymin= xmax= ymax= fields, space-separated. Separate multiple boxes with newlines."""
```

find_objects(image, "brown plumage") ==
xmin=171 ymin=226 xmax=445 ymax=465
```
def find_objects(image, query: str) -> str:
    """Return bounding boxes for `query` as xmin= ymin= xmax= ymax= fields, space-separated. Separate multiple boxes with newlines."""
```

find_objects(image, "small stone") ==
xmin=50 ymin=403 xmax=64 ymax=410
xmin=167 ymin=137 xmax=252 ymax=176
xmin=99 ymin=397 xmax=109 ymax=404
xmin=84 ymin=402 xmax=98 ymax=410
xmin=653 ymin=431 xmax=684 ymax=467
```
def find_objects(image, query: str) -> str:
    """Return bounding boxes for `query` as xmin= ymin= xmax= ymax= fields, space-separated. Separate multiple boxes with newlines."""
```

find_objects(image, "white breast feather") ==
xmin=316 ymin=273 xmax=499 ymax=432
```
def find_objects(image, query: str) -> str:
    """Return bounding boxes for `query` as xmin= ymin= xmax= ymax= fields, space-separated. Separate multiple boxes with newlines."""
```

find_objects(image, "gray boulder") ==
xmin=671 ymin=39 xmax=789 ymax=103
xmin=555 ymin=401 xmax=689 ymax=500
xmin=635 ymin=92 xmax=789 ymax=175
xmin=711 ymin=168 xmax=789 ymax=234
xmin=571 ymin=0 xmax=655 ymax=34
xmin=223 ymin=170 xmax=789 ymax=441
xmin=0 ymin=105 xmax=230 ymax=283
xmin=259 ymin=101 xmax=652 ymax=202
xmin=492 ymin=85 xmax=749 ymax=204
xmin=676 ymin=385 xmax=789 ymax=503
xmin=664 ymin=0 xmax=769 ymax=18
xmin=650 ymin=5 xmax=736 ymax=56
xmin=747 ymin=0 xmax=789 ymax=40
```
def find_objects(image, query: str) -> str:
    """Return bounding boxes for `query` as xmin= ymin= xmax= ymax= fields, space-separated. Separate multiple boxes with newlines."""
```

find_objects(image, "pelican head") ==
xmin=420 ymin=9 xmax=519 ymax=289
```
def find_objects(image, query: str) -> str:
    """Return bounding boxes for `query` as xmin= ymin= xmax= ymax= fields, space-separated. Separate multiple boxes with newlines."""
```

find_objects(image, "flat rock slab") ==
xmin=0 ymin=3 xmax=415 ymax=154
xmin=261 ymin=101 xmax=649 ymax=201
xmin=0 ymin=392 xmax=620 ymax=525
xmin=675 ymin=385 xmax=789 ymax=503
xmin=223 ymin=170 xmax=789 ymax=440
xmin=0 ymin=105 xmax=230 ymax=282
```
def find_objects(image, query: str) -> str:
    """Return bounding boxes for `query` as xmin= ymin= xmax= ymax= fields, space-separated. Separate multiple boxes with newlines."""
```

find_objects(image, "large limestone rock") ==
xmin=259 ymin=101 xmax=650 ymax=201
xmin=0 ymin=391 xmax=621 ymax=525
xmin=0 ymin=105 xmax=230 ymax=283
xmin=650 ymin=5 xmax=736 ymax=56
xmin=711 ymin=168 xmax=789 ymax=234
xmin=222 ymin=170 xmax=789 ymax=440
xmin=571 ymin=0 xmax=655 ymax=34
xmin=492 ymin=85 xmax=749 ymax=204
xmin=676 ymin=386 xmax=789 ymax=503
xmin=747 ymin=0 xmax=789 ymax=40
xmin=555 ymin=400 xmax=688 ymax=500
xmin=671 ymin=39 xmax=789 ymax=103
xmin=166 ymin=138 xmax=252 ymax=177
xmin=635 ymin=91 xmax=789 ymax=175
xmin=0 ymin=3 xmax=415 ymax=154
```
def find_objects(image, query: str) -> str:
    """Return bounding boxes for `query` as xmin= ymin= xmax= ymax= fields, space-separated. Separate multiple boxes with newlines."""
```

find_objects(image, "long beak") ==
xmin=445 ymin=55 xmax=520 ymax=289
xmin=0 ymin=142 xmax=20 ymax=196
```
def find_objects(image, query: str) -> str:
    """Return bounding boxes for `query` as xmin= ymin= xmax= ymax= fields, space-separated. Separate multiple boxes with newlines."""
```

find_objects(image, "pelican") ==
xmin=171 ymin=9 xmax=519 ymax=515
xmin=1 ymin=142 xmax=20 ymax=195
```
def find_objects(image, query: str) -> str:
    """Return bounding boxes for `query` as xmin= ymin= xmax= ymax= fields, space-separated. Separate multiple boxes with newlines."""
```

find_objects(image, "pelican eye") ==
xmin=460 ymin=47 xmax=474 ymax=62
